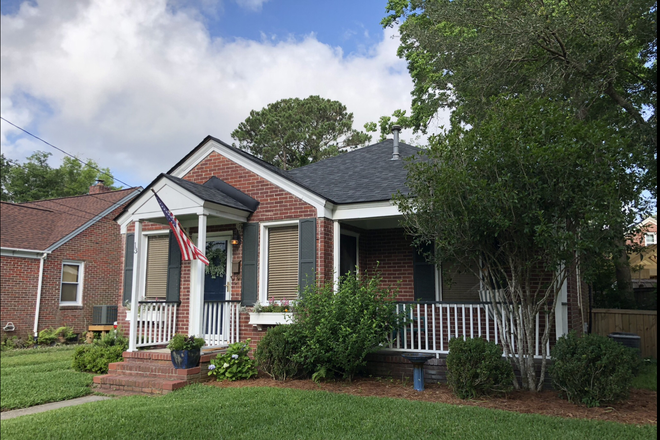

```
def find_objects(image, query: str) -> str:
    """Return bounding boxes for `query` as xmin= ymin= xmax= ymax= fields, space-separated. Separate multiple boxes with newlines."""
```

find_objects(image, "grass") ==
xmin=1 ymin=385 xmax=656 ymax=440
xmin=0 ymin=346 xmax=93 ymax=411
xmin=632 ymin=359 xmax=657 ymax=392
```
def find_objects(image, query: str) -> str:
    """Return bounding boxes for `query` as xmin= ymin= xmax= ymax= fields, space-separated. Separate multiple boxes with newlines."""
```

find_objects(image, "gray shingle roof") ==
xmin=161 ymin=174 xmax=255 ymax=212
xmin=287 ymin=140 xmax=422 ymax=204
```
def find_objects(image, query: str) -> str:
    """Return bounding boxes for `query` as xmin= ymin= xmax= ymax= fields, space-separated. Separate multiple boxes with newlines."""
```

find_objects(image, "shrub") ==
xmin=255 ymin=325 xmax=304 ymax=380
xmin=208 ymin=339 xmax=257 ymax=381
xmin=292 ymin=270 xmax=399 ymax=381
xmin=549 ymin=331 xmax=641 ymax=407
xmin=72 ymin=332 xmax=128 ymax=374
xmin=445 ymin=337 xmax=514 ymax=399
xmin=37 ymin=328 xmax=57 ymax=345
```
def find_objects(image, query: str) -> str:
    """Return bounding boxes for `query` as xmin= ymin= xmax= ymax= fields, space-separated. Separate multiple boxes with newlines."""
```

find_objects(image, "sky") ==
xmin=1 ymin=0 xmax=448 ymax=189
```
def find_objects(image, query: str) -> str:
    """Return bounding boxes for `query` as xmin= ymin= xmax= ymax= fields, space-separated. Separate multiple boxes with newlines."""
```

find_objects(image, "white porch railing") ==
xmin=203 ymin=300 xmax=241 ymax=347
xmin=135 ymin=301 xmax=178 ymax=348
xmin=388 ymin=301 xmax=552 ymax=358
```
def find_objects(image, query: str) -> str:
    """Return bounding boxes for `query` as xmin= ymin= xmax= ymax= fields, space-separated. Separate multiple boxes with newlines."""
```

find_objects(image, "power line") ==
xmin=1 ymin=116 xmax=135 ymax=189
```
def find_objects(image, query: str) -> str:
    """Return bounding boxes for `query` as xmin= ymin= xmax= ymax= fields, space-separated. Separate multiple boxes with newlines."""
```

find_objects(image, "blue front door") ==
xmin=204 ymin=240 xmax=227 ymax=335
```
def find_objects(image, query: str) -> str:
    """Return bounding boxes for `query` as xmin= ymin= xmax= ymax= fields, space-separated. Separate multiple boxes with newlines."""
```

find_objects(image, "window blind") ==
xmin=267 ymin=226 xmax=299 ymax=301
xmin=145 ymin=235 xmax=169 ymax=298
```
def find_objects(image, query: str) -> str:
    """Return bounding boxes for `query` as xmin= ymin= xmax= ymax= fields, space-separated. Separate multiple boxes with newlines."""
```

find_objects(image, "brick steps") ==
xmin=94 ymin=349 xmax=226 ymax=395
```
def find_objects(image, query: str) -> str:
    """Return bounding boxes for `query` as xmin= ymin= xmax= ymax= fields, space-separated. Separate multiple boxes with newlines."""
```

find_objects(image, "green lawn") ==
xmin=1 ymin=385 xmax=656 ymax=440
xmin=0 ymin=346 xmax=93 ymax=411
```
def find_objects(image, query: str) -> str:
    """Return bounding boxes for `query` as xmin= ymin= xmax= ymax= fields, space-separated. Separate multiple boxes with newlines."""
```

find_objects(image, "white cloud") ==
xmin=1 ymin=0 xmax=448 ymax=187
xmin=234 ymin=0 xmax=269 ymax=12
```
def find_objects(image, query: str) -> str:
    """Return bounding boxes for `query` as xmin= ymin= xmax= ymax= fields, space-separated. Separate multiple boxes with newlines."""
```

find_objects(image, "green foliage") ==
xmin=208 ymin=339 xmax=257 ymax=381
xmin=446 ymin=337 xmax=514 ymax=399
xmin=292 ymin=271 xmax=399 ymax=381
xmin=166 ymin=334 xmax=205 ymax=351
xmin=205 ymin=243 xmax=227 ymax=278
xmin=632 ymin=358 xmax=657 ymax=392
xmin=231 ymin=95 xmax=371 ymax=170
xmin=383 ymin=0 xmax=656 ymax=189
xmin=71 ymin=332 xmax=128 ymax=374
xmin=253 ymin=298 xmax=295 ymax=313
xmin=1 ymin=151 xmax=117 ymax=203
xmin=36 ymin=326 xmax=77 ymax=345
xmin=254 ymin=325 xmax=304 ymax=380
xmin=1 ymin=334 xmax=35 ymax=351
xmin=549 ymin=332 xmax=641 ymax=407
xmin=1 ymin=346 xmax=92 ymax=411
xmin=37 ymin=328 xmax=57 ymax=345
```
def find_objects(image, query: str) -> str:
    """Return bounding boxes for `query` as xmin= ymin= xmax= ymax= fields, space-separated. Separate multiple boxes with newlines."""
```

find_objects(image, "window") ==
xmin=145 ymin=234 xmax=169 ymax=298
xmin=60 ymin=262 xmax=84 ymax=305
xmin=645 ymin=233 xmax=656 ymax=246
xmin=265 ymin=224 xmax=299 ymax=302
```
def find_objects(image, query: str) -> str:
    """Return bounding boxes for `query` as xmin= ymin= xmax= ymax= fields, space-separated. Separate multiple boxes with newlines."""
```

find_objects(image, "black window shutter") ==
xmin=122 ymin=233 xmax=135 ymax=304
xmin=241 ymin=223 xmax=259 ymax=306
xmin=413 ymin=242 xmax=436 ymax=301
xmin=166 ymin=232 xmax=182 ymax=302
xmin=298 ymin=218 xmax=316 ymax=295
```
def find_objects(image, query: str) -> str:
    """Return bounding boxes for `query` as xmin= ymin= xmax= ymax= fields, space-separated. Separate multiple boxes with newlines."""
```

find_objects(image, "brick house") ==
xmin=0 ymin=183 xmax=140 ymax=341
xmin=113 ymin=130 xmax=587 ymax=358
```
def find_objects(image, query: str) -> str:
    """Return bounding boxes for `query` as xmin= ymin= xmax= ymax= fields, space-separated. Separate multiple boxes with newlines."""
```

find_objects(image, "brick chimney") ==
xmin=89 ymin=179 xmax=112 ymax=194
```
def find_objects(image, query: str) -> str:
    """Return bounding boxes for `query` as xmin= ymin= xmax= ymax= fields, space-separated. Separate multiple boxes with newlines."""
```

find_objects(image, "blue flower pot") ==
xmin=170 ymin=349 xmax=201 ymax=369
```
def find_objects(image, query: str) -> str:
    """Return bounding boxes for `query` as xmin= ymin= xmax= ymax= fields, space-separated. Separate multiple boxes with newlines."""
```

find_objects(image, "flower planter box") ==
xmin=248 ymin=312 xmax=293 ymax=327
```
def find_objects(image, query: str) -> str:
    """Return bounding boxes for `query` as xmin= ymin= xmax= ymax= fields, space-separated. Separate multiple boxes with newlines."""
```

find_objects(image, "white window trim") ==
xmin=259 ymin=220 xmax=300 ymax=304
xmin=139 ymin=230 xmax=170 ymax=301
xmin=645 ymin=232 xmax=657 ymax=246
xmin=60 ymin=261 xmax=84 ymax=306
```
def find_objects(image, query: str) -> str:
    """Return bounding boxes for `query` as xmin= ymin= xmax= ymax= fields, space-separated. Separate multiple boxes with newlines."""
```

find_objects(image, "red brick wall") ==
xmin=2 ymin=204 xmax=129 ymax=339
xmin=0 ymin=256 xmax=41 ymax=340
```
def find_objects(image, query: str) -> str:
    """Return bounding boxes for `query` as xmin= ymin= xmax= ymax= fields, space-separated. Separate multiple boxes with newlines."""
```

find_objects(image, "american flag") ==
xmin=152 ymin=191 xmax=209 ymax=265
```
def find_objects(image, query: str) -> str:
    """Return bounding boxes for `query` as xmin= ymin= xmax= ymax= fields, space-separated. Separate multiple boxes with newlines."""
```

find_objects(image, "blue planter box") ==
xmin=170 ymin=349 xmax=201 ymax=369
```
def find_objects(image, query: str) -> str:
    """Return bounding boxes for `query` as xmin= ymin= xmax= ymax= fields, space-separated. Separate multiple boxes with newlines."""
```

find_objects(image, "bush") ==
xmin=255 ymin=325 xmax=304 ymax=380
xmin=1 ymin=334 xmax=36 ymax=351
xmin=549 ymin=331 xmax=641 ymax=407
xmin=446 ymin=337 xmax=514 ymax=399
xmin=72 ymin=332 xmax=128 ymax=374
xmin=37 ymin=328 xmax=57 ymax=345
xmin=208 ymin=339 xmax=257 ymax=381
xmin=292 ymin=271 xmax=399 ymax=381
xmin=166 ymin=334 xmax=205 ymax=351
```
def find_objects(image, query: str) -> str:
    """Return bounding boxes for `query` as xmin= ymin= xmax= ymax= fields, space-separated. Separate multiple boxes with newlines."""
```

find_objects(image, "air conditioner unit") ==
xmin=92 ymin=305 xmax=118 ymax=325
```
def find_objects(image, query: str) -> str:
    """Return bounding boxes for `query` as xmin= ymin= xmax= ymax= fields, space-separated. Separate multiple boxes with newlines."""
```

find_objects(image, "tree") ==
xmin=1 ymin=151 xmax=116 ymax=203
xmin=231 ymin=96 xmax=371 ymax=170
xmin=383 ymin=0 xmax=656 ymax=186
xmin=394 ymin=97 xmax=649 ymax=391
xmin=384 ymin=0 xmax=656 ymax=305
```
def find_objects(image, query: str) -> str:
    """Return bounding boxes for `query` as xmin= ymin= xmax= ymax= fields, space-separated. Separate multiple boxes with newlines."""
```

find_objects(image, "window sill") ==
xmin=59 ymin=305 xmax=83 ymax=310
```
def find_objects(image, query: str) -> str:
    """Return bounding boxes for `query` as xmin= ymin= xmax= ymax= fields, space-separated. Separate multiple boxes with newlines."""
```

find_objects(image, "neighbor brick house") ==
xmin=0 ymin=183 xmax=140 ymax=340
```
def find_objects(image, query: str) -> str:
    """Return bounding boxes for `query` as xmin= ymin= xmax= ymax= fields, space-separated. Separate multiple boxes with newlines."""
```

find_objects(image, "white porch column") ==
xmin=333 ymin=220 xmax=340 ymax=289
xmin=189 ymin=214 xmax=207 ymax=337
xmin=555 ymin=273 xmax=569 ymax=340
xmin=128 ymin=220 xmax=142 ymax=352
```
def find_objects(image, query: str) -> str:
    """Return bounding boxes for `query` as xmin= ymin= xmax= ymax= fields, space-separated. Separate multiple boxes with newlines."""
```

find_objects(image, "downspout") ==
xmin=33 ymin=253 xmax=48 ymax=341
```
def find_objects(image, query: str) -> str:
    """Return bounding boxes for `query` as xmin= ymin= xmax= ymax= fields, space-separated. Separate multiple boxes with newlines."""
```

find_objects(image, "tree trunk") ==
xmin=613 ymin=238 xmax=636 ymax=309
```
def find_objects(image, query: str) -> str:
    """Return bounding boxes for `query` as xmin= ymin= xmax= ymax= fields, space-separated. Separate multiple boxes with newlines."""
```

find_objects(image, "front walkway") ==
xmin=1 ymin=396 xmax=112 ymax=421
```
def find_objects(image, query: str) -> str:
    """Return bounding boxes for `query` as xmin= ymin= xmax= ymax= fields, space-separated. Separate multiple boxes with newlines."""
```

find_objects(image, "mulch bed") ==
xmin=206 ymin=374 xmax=657 ymax=426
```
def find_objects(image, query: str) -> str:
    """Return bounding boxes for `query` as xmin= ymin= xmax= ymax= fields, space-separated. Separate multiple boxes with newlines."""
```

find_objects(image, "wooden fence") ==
xmin=591 ymin=308 xmax=657 ymax=359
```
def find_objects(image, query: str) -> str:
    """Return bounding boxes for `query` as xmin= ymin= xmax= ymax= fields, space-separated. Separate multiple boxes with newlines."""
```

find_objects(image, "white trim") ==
xmin=332 ymin=201 xmax=401 ymax=220
xmin=32 ymin=253 xmax=48 ymax=338
xmin=59 ymin=261 xmax=85 ymax=306
xmin=333 ymin=221 xmax=340 ymax=288
xmin=128 ymin=221 xmax=142 ymax=352
xmin=259 ymin=219 xmax=300 ymax=304
xmin=644 ymin=232 xmax=657 ymax=246
xmin=1 ymin=247 xmax=49 ymax=259
xmin=169 ymin=139 xmax=330 ymax=217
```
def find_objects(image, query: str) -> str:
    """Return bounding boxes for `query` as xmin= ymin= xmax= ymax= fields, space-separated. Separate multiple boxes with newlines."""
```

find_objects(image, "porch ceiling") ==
xmin=341 ymin=216 xmax=403 ymax=230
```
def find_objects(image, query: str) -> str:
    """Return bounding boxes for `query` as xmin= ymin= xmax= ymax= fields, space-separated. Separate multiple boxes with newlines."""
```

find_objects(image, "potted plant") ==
xmin=167 ymin=333 xmax=206 ymax=369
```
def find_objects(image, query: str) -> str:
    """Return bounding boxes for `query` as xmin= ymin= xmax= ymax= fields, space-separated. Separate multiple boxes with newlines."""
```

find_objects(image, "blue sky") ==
xmin=1 ymin=0 xmax=439 ymax=189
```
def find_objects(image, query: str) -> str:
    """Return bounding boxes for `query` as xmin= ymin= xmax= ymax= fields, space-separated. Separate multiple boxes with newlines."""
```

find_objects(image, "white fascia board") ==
xmin=641 ymin=216 xmax=658 ymax=226
xmin=1 ymin=248 xmax=49 ymax=259
xmin=46 ymin=190 xmax=140 ymax=253
xmin=332 ymin=201 xmax=402 ymax=221
xmin=170 ymin=139 xmax=330 ymax=217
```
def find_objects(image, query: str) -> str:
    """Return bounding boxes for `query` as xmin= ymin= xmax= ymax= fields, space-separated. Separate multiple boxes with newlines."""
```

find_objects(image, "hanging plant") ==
xmin=205 ymin=244 xmax=227 ymax=279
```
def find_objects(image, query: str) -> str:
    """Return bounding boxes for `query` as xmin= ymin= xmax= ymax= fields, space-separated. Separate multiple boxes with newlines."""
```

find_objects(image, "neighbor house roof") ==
xmin=1 ymin=188 xmax=140 ymax=252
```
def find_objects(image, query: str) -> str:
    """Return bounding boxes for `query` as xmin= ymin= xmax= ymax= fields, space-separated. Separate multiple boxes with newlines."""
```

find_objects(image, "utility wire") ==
xmin=1 ymin=116 xmax=135 ymax=189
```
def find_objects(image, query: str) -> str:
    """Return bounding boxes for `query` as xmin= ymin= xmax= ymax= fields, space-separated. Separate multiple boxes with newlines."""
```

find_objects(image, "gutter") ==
xmin=33 ymin=253 xmax=48 ymax=340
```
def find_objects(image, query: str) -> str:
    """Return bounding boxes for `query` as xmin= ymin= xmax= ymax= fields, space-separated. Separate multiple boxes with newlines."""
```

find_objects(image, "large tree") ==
xmin=395 ymin=97 xmax=649 ymax=391
xmin=383 ymin=0 xmax=656 ymax=185
xmin=1 ymin=151 xmax=116 ymax=203
xmin=231 ymin=96 xmax=371 ymax=170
